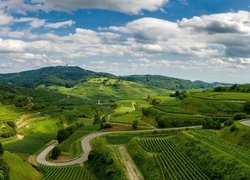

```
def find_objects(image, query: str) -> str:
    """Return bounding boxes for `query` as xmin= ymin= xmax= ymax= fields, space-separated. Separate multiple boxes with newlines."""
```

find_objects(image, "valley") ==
xmin=0 ymin=66 xmax=249 ymax=180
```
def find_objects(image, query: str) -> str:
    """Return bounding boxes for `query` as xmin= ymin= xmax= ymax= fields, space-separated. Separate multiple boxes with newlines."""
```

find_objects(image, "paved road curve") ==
xmin=240 ymin=119 xmax=250 ymax=127
xmin=36 ymin=126 xmax=200 ymax=166
xmin=37 ymin=132 xmax=113 ymax=166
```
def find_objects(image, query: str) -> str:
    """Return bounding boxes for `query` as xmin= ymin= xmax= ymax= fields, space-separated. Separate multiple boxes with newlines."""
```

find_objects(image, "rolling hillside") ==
xmin=0 ymin=66 xmax=230 ymax=90
xmin=121 ymin=75 xmax=231 ymax=90
xmin=46 ymin=77 xmax=169 ymax=101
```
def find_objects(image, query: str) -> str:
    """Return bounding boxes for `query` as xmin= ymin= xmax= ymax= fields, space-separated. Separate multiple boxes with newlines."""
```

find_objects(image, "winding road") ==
xmin=36 ymin=126 xmax=201 ymax=166
xmin=37 ymin=132 xmax=113 ymax=166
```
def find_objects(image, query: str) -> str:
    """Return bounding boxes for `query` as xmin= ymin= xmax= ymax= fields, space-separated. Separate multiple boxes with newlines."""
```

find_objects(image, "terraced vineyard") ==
xmin=137 ymin=137 xmax=209 ymax=180
xmin=39 ymin=165 xmax=96 ymax=180
xmin=188 ymin=130 xmax=250 ymax=165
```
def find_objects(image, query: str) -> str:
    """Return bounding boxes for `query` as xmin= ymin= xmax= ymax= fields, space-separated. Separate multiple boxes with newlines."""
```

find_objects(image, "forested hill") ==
xmin=0 ymin=66 xmax=114 ymax=88
xmin=120 ymin=75 xmax=231 ymax=90
xmin=0 ymin=66 xmax=230 ymax=90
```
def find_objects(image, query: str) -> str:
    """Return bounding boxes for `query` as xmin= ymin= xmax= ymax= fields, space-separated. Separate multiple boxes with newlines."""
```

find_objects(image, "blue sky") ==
xmin=0 ymin=0 xmax=250 ymax=83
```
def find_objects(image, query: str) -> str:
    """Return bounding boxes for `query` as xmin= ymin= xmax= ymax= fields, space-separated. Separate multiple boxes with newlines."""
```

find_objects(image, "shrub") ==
xmin=158 ymin=119 xmax=166 ymax=128
xmin=132 ymin=120 xmax=139 ymax=129
xmin=51 ymin=147 xmax=61 ymax=159
xmin=93 ymin=115 xmax=101 ymax=124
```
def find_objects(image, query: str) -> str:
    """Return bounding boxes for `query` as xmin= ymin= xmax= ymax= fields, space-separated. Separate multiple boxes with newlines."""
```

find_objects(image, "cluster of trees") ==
xmin=100 ymin=116 xmax=112 ymax=129
xmin=121 ymin=75 xmax=223 ymax=90
xmin=51 ymin=147 xmax=61 ymax=160
xmin=202 ymin=118 xmax=221 ymax=130
xmin=54 ymin=123 xmax=84 ymax=159
xmin=0 ymin=143 xmax=10 ymax=179
xmin=88 ymin=146 xmax=122 ymax=179
xmin=147 ymin=96 xmax=161 ymax=105
xmin=169 ymin=90 xmax=188 ymax=100
xmin=214 ymin=84 xmax=250 ymax=93
xmin=0 ymin=91 xmax=28 ymax=107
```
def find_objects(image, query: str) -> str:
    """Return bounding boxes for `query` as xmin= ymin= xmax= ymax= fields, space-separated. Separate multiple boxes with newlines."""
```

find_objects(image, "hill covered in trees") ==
xmin=121 ymin=75 xmax=231 ymax=90
xmin=0 ymin=66 xmax=231 ymax=90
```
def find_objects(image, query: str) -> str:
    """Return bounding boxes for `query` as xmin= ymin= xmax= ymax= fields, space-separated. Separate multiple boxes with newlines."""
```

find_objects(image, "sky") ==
xmin=0 ymin=0 xmax=250 ymax=83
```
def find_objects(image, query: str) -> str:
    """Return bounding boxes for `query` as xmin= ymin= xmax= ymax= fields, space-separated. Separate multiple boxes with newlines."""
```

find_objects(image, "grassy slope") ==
xmin=3 ymin=152 xmax=43 ymax=180
xmin=0 ymin=104 xmax=23 ymax=122
xmin=4 ymin=117 xmax=59 ymax=154
xmin=219 ymin=121 xmax=250 ymax=148
xmin=48 ymin=77 xmax=168 ymax=101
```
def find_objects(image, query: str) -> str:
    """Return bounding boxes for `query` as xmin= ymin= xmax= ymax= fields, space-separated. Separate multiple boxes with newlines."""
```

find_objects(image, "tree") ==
xmin=51 ymin=147 xmax=61 ymax=159
xmin=93 ymin=114 xmax=101 ymax=124
xmin=202 ymin=118 xmax=221 ymax=130
xmin=57 ymin=129 xmax=70 ymax=144
xmin=0 ymin=143 xmax=4 ymax=156
xmin=132 ymin=120 xmax=139 ymax=129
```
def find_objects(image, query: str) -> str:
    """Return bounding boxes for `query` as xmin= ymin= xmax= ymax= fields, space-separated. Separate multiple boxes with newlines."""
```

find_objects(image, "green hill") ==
xmin=0 ymin=66 xmax=230 ymax=90
xmin=0 ymin=66 xmax=113 ymax=88
xmin=121 ymin=75 xmax=231 ymax=90
xmin=46 ymin=77 xmax=169 ymax=101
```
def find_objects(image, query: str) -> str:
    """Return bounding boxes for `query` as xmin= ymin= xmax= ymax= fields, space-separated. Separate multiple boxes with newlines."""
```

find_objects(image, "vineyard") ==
xmin=137 ymin=137 xmax=209 ymax=180
xmin=39 ymin=165 xmax=96 ymax=180
xmin=188 ymin=130 xmax=250 ymax=165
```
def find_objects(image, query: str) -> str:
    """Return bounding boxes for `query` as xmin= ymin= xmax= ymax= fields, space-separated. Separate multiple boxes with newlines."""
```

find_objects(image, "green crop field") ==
xmin=137 ymin=137 xmax=209 ymax=180
xmin=39 ymin=165 xmax=96 ymax=180
xmin=188 ymin=129 xmax=250 ymax=165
